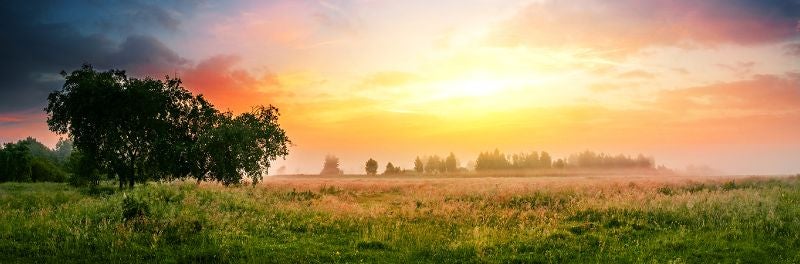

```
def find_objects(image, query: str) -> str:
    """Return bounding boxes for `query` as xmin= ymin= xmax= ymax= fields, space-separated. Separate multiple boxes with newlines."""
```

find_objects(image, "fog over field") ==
xmin=0 ymin=0 xmax=798 ymax=262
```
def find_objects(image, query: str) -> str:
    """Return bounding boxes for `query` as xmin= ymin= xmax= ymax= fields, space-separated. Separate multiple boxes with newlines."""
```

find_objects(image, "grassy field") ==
xmin=1 ymin=174 xmax=799 ymax=263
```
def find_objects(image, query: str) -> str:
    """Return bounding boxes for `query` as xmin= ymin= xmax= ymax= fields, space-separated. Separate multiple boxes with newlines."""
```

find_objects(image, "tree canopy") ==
xmin=45 ymin=65 xmax=290 ymax=187
xmin=320 ymin=155 xmax=343 ymax=175
xmin=365 ymin=158 xmax=378 ymax=175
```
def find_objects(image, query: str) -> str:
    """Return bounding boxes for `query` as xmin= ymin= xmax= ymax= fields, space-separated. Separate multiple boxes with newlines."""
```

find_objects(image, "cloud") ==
xmin=786 ymin=43 xmax=800 ymax=57
xmin=656 ymin=73 xmax=800 ymax=112
xmin=180 ymin=55 xmax=288 ymax=113
xmin=716 ymin=61 xmax=756 ymax=76
xmin=490 ymin=0 xmax=800 ymax=55
xmin=0 ymin=1 xmax=190 ymax=113
xmin=618 ymin=70 xmax=655 ymax=79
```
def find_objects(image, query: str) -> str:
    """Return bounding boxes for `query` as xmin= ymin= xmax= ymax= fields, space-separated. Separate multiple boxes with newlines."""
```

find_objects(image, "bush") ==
xmin=122 ymin=194 xmax=151 ymax=220
xmin=30 ymin=158 xmax=67 ymax=182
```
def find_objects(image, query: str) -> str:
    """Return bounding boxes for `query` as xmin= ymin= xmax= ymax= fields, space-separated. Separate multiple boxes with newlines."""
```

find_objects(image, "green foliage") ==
xmin=65 ymin=149 xmax=101 ymax=187
xmin=30 ymin=157 xmax=67 ymax=182
xmin=365 ymin=158 xmax=378 ymax=175
xmin=0 ymin=137 xmax=69 ymax=183
xmin=46 ymin=65 xmax=290 ymax=188
xmin=0 ymin=141 xmax=32 ymax=182
xmin=122 ymin=194 xmax=151 ymax=220
xmin=198 ymin=106 xmax=291 ymax=185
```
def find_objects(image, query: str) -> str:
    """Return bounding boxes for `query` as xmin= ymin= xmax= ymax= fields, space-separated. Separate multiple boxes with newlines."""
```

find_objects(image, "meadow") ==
xmin=1 ymin=173 xmax=799 ymax=263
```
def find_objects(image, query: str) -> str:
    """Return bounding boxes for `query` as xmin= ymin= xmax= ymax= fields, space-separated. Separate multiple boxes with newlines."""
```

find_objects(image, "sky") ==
xmin=1 ymin=0 xmax=799 ymax=174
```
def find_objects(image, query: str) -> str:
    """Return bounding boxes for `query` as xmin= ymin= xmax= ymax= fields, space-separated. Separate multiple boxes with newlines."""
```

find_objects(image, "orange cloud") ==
xmin=180 ymin=55 xmax=288 ymax=113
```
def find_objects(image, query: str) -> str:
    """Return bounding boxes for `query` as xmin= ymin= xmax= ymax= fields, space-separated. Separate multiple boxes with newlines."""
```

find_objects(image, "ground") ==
xmin=1 ymin=173 xmax=799 ymax=263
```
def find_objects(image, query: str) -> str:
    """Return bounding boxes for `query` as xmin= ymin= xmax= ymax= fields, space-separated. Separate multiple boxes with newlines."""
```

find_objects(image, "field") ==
xmin=1 ymin=174 xmax=799 ymax=263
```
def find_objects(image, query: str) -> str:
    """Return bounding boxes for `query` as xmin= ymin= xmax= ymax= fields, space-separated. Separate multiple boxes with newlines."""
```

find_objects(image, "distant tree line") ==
xmin=24 ymin=65 xmax=293 ymax=188
xmin=469 ymin=149 xmax=653 ymax=173
xmin=321 ymin=149 xmax=655 ymax=176
xmin=475 ymin=149 xmax=652 ymax=171
xmin=0 ymin=138 xmax=71 ymax=183
xmin=566 ymin=151 xmax=654 ymax=169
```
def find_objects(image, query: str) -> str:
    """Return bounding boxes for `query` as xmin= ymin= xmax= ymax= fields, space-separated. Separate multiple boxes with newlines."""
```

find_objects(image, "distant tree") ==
xmin=0 ymin=138 xmax=69 ymax=183
xmin=553 ymin=158 xmax=566 ymax=169
xmin=320 ymin=155 xmax=343 ymax=175
xmin=425 ymin=155 xmax=443 ymax=173
xmin=276 ymin=165 xmax=287 ymax=175
xmin=0 ymin=142 xmax=32 ymax=182
xmin=383 ymin=162 xmax=402 ymax=175
xmin=475 ymin=149 xmax=510 ymax=171
xmin=365 ymin=158 xmax=378 ymax=175
xmin=53 ymin=138 xmax=73 ymax=163
xmin=539 ymin=151 xmax=552 ymax=169
xmin=444 ymin=152 xmax=458 ymax=173
xmin=565 ymin=151 xmax=654 ymax=169
xmin=414 ymin=157 xmax=424 ymax=173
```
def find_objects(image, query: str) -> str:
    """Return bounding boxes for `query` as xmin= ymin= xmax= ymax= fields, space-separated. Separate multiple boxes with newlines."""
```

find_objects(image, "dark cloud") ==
xmin=0 ymin=1 xmax=191 ymax=113
xmin=86 ymin=0 xmax=202 ymax=34
xmin=106 ymin=35 xmax=188 ymax=75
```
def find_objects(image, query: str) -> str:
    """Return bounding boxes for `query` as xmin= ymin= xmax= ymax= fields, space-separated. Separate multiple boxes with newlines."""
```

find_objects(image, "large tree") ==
xmin=46 ymin=65 xmax=290 ymax=188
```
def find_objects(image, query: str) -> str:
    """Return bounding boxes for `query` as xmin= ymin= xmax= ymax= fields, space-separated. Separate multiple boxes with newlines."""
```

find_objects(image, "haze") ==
xmin=1 ymin=0 xmax=799 ymax=174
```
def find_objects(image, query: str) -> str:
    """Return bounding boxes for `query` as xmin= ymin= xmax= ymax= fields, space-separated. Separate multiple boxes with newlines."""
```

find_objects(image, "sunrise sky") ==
xmin=1 ymin=0 xmax=799 ymax=174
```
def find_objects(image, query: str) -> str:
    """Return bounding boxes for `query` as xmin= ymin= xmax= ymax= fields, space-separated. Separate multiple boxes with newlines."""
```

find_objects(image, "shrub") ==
xmin=30 ymin=158 xmax=67 ymax=182
xmin=122 ymin=194 xmax=151 ymax=220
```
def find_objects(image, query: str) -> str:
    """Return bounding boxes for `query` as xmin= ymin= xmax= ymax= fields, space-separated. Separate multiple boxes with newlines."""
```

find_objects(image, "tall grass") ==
xmin=1 ymin=175 xmax=798 ymax=263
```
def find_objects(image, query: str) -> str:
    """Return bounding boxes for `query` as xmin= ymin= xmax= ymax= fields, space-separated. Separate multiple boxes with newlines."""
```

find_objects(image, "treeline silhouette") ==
xmin=326 ymin=149 xmax=655 ymax=176
xmin=476 ymin=149 xmax=653 ymax=171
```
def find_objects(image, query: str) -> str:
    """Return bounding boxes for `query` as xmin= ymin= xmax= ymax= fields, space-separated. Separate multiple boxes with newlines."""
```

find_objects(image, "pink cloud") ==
xmin=656 ymin=73 xmax=800 ymax=112
xmin=491 ymin=0 xmax=800 ymax=55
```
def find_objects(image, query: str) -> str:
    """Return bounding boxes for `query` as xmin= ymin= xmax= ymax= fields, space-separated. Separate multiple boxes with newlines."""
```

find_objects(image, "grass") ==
xmin=1 ymin=174 xmax=799 ymax=263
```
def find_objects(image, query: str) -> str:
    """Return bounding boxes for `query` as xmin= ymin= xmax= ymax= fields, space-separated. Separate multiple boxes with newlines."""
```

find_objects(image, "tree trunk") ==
xmin=128 ymin=167 xmax=135 ymax=189
xmin=119 ymin=174 xmax=124 ymax=190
